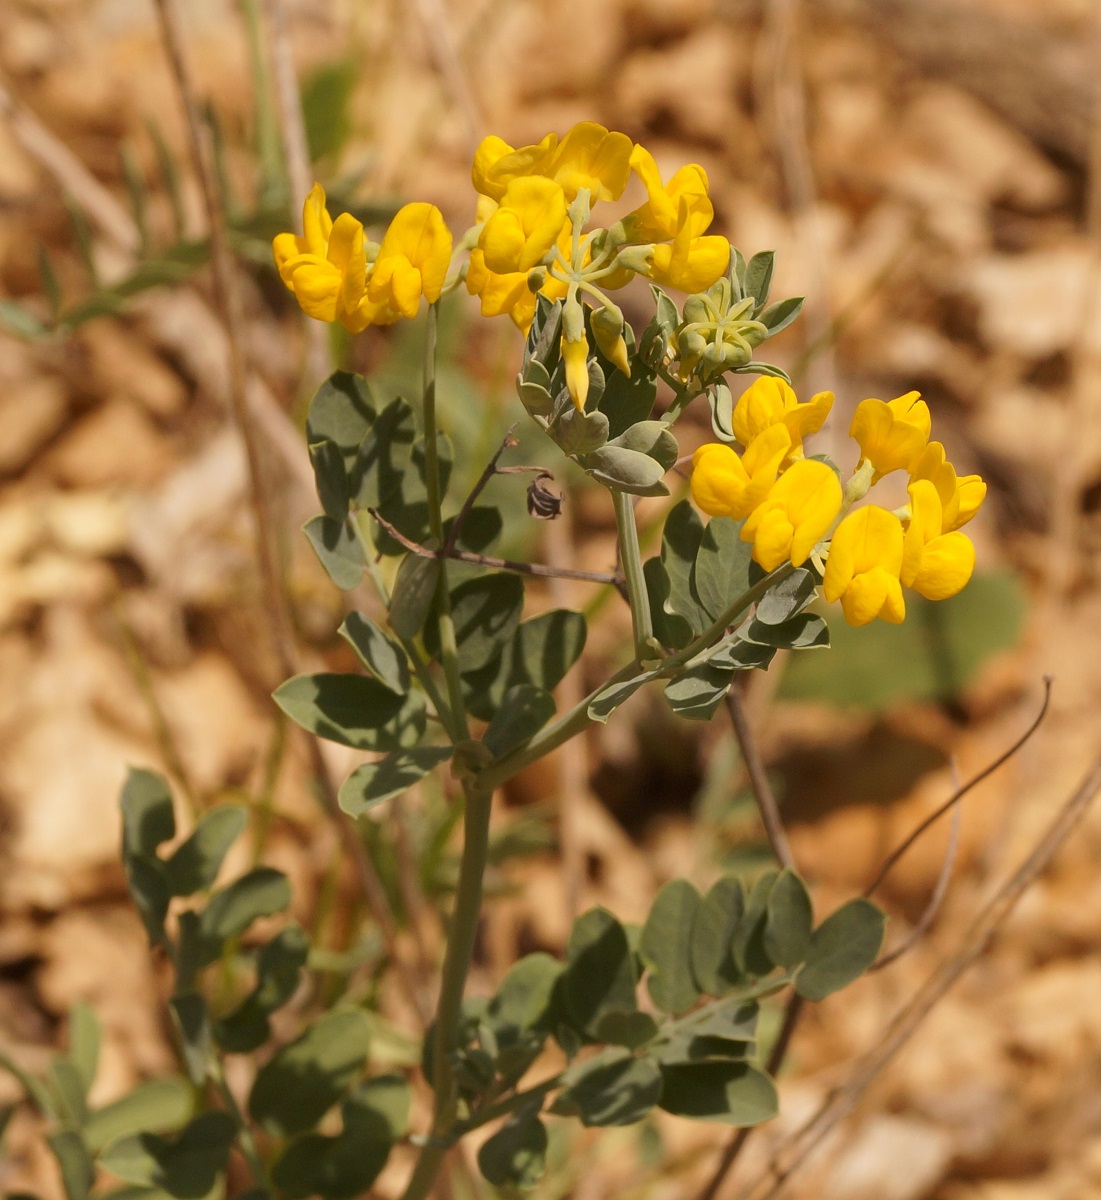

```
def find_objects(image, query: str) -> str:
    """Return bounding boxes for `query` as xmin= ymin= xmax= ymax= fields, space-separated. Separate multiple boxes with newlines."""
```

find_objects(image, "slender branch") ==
xmin=442 ymin=426 xmax=519 ymax=556
xmin=612 ymin=489 xmax=655 ymax=660
xmin=370 ymin=509 xmax=625 ymax=587
xmin=870 ymin=787 xmax=962 ymax=973
xmin=741 ymin=753 xmax=1101 ymax=1200
xmin=725 ymin=685 xmax=794 ymax=870
xmin=864 ymin=677 xmax=1053 ymax=898
xmin=401 ymin=784 xmax=494 ymax=1200
xmin=152 ymin=0 xmax=428 ymax=1028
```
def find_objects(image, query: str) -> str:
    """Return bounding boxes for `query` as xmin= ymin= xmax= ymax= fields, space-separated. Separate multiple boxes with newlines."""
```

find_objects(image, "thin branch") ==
xmin=370 ymin=509 xmax=625 ymax=586
xmin=441 ymin=425 xmax=519 ymax=556
xmin=864 ymin=677 xmax=1053 ymax=898
xmin=741 ymin=752 xmax=1101 ymax=1200
xmin=152 ymin=0 xmax=429 ymax=1028
xmin=725 ymin=684 xmax=795 ymax=870
xmin=869 ymin=780 xmax=962 ymax=973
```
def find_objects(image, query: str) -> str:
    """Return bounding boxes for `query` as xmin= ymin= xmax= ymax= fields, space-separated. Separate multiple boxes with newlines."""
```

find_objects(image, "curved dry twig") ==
xmin=864 ymin=677 xmax=1053 ymax=899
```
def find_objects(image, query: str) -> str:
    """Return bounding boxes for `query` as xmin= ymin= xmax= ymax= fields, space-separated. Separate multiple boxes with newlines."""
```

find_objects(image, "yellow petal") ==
xmin=947 ymin=474 xmax=986 ymax=531
xmin=911 ymin=532 xmax=975 ymax=600
xmin=378 ymin=202 xmax=453 ymax=302
xmin=901 ymin=479 xmax=943 ymax=587
xmin=272 ymin=232 xmax=307 ymax=285
xmin=774 ymin=459 xmax=843 ymax=565
xmin=691 ymin=444 xmax=751 ymax=518
xmin=732 ymin=377 xmax=797 ymax=447
xmin=479 ymin=177 xmax=567 ymax=273
xmin=824 ymin=506 xmax=903 ymax=600
xmin=562 ymin=332 xmax=590 ymax=412
xmin=301 ymin=183 xmax=333 ymax=254
xmin=550 ymin=121 xmax=633 ymax=201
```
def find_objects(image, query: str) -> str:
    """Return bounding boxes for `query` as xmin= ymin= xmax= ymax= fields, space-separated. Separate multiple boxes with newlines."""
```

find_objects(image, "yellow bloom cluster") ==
xmin=691 ymin=378 xmax=987 ymax=625
xmin=273 ymin=185 xmax=452 ymax=332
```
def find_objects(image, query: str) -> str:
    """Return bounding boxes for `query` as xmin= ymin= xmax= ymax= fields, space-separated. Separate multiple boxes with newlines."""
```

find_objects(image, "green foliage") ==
xmin=640 ymin=881 xmax=702 ymax=1015
xmin=272 ymin=673 xmax=426 ymax=751
xmin=98 ymin=1112 xmax=236 ymax=1199
xmin=477 ymin=1114 xmax=549 ymax=1189
xmin=338 ymin=747 xmax=454 ymax=817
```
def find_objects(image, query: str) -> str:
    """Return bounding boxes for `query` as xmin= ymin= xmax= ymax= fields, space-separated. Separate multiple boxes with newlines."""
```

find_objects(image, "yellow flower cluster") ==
xmin=691 ymin=378 xmax=986 ymax=625
xmin=273 ymin=185 xmax=452 ymax=332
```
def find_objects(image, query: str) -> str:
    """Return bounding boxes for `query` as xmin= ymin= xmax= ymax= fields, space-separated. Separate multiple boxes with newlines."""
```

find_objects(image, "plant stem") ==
xmin=422 ymin=302 xmax=469 ymax=743
xmin=401 ymin=783 xmax=494 ymax=1200
xmin=612 ymin=489 xmax=654 ymax=660
xmin=209 ymin=1054 xmax=270 ymax=1190
xmin=478 ymin=564 xmax=794 ymax=793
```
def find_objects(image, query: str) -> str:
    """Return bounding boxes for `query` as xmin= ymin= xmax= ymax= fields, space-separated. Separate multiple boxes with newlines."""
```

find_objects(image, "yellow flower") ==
xmin=478 ymin=177 xmax=568 ymax=274
xmin=465 ymin=248 xmax=536 ymax=327
xmin=822 ymin=506 xmax=906 ymax=626
xmin=690 ymin=426 xmax=791 ymax=519
xmin=741 ymin=458 xmax=842 ymax=571
xmin=548 ymin=121 xmax=634 ymax=202
xmin=623 ymin=145 xmax=714 ymax=242
xmin=732 ymin=377 xmax=834 ymax=461
xmin=273 ymin=184 xmax=378 ymax=330
xmin=643 ymin=202 xmax=731 ymax=293
xmin=901 ymin=480 xmax=976 ymax=601
xmin=909 ymin=441 xmax=986 ymax=532
xmin=274 ymin=187 xmax=452 ymax=329
xmin=849 ymin=391 xmax=931 ymax=481
xmin=472 ymin=132 xmax=559 ymax=201
xmin=366 ymin=202 xmax=453 ymax=319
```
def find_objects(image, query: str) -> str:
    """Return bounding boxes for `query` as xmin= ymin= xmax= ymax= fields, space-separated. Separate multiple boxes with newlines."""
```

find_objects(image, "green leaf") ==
xmin=554 ymin=1052 xmax=662 ymax=1127
xmin=754 ymin=569 xmax=817 ymax=625
xmin=691 ymin=877 xmax=746 ymax=996
xmin=656 ymin=1003 xmax=759 ymax=1065
xmin=732 ymin=871 xmax=778 ymax=978
xmin=582 ymin=445 xmax=669 ymax=496
xmin=388 ymin=554 xmax=440 ymax=640
xmin=351 ymin=396 xmax=416 ymax=509
xmin=273 ymin=673 xmax=426 ymax=751
xmin=195 ymin=868 xmax=291 ymax=965
xmin=214 ymin=925 xmax=310 ymax=1053
xmin=795 ymin=899 xmax=886 ymax=1001
xmin=248 ymin=1010 xmax=371 ymax=1136
xmin=757 ymin=296 xmax=804 ymax=335
xmin=168 ymin=994 xmax=209 ymax=1086
xmin=645 ymin=558 xmax=694 ymax=651
xmin=661 ymin=501 xmax=709 ymax=638
xmin=763 ymin=869 xmax=813 ymax=969
xmin=47 ymin=1131 xmax=94 ymax=1200
xmin=640 ymin=880 xmax=702 ymax=1015
xmin=563 ymin=908 xmax=638 ymax=1037
xmin=84 ymin=1079 xmax=193 ymax=1155
xmin=607 ymin=420 xmax=678 ymax=469
xmin=425 ymin=573 xmax=524 ymax=675
xmin=339 ymin=613 xmax=410 ymax=695
xmin=482 ymin=685 xmax=556 ymax=758
xmin=338 ymin=747 xmax=453 ymax=817
xmin=126 ymin=856 xmax=172 ymax=947
xmin=587 ymin=667 xmax=660 ymax=724
xmin=658 ymin=1062 xmax=777 ymax=1125
xmin=0 ymin=299 xmax=49 ymax=339
xmin=306 ymin=372 xmax=376 ymax=471
xmin=164 ymin=806 xmax=247 ymax=897
xmin=744 ymin=612 xmax=829 ymax=650
xmin=464 ymin=609 xmax=586 ymax=722
xmin=664 ymin=664 xmax=735 ymax=721
xmin=372 ymin=434 xmax=454 ymax=554
xmin=477 ymin=1115 xmax=548 ymax=1189
xmin=98 ymin=1111 xmax=235 ymax=1199
xmin=271 ymin=1075 xmax=407 ymax=1200
xmin=443 ymin=505 xmax=503 ymax=554
xmin=593 ymin=1011 xmax=660 ymax=1050
xmin=598 ymin=360 xmax=656 ymax=438
xmin=487 ymin=953 xmax=561 ymax=1040
xmin=780 ymin=571 xmax=1026 ymax=711
xmin=303 ymin=515 xmax=366 ymax=590
xmin=120 ymin=769 xmax=175 ymax=860
xmin=743 ymin=251 xmax=775 ymax=309
xmin=48 ymin=1059 xmax=88 ymax=1126
xmin=68 ymin=1003 xmax=99 ymax=1096
xmin=706 ymin=635 xmax=777 ymax=672
xmin=308 ymin=439 xmax=349 ymax=520
xmin=548 ymin=404 xmax=609 ymax=457
xmin=692 ymin=518 xmax=753 ymax=621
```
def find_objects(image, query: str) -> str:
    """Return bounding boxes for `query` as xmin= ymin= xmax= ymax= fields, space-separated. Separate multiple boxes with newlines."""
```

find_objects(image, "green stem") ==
xmin=400 ymin=783 xmax=494 ymax=1200
xmin=478 ymin=563 xmax=794 ymax=793
xmin=612 ymin=489 xmax=654 ymax=661
xmin=209 ymin=1054 xmax=270 ymax=1189
xmin=422 ymin=302 xmax=469 ymax=743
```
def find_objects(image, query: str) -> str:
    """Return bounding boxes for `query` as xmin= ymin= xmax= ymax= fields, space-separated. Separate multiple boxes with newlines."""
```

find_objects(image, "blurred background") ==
xmin=1 ymin=0 xmax=1101 ymax=1196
